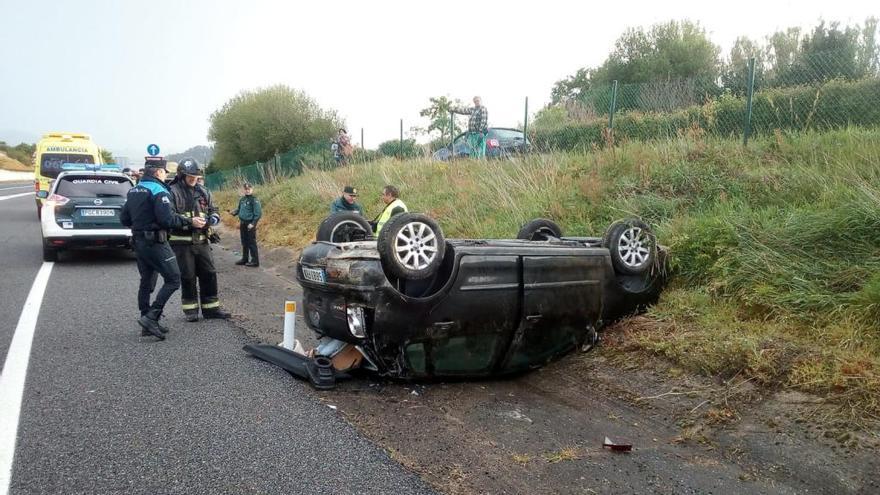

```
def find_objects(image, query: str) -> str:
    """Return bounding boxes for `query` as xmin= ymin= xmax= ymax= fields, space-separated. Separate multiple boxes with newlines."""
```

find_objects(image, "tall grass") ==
xmin=215 ymin=127 xmax=880 ymax=415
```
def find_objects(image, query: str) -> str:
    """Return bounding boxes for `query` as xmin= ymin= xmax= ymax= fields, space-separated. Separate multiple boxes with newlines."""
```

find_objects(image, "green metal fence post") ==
xmin=449 ymin=111 xmax=454 ymax=146
xmin=608 ymin=80 xmax=619 ymax=131
xmin=399 ymin=118 xmax=403 ymax=159
xmin=523 ymin=96 xmax=529 ymax=141
xmin=743 ymin=57 xmax=757 ymax=146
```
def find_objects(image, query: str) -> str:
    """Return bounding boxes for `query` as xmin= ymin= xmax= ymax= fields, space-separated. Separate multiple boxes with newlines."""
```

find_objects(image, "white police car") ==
xmin=38 ymin=164 xmax=135 ymax=261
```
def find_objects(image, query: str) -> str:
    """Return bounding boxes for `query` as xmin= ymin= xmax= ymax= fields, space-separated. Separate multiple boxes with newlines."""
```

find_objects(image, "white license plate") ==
xmin=302 ymin=266 xmax=326 ymax=283
xmin=81 ymin=209 xmax=114 ymax=217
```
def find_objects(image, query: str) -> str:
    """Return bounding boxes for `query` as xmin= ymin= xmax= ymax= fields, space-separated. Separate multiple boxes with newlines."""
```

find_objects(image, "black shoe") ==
xmin=137 ymin=310 xmax=165 ymax=340
xmin=235 ymin=259 xmax=248 ymax=266
xmin=203 ymin=309 xmax=232 ymax=319
xmin=245 ymin=262 xmax=260 ymax=267
xmin=185 ymin=313 xmax=200 ymax=322
xmin=140 ymin=311 xmax=169 ymax=334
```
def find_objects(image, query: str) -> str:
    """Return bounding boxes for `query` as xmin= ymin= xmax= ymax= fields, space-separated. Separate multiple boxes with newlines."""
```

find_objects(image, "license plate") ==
xmin=302 ymin=266 xmax=326 ymax=283
xmin=81 ymin=209 xmax=114 ymax=217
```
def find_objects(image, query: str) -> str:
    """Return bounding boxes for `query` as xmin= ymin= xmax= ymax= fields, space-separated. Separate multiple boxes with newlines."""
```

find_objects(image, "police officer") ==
xmin=120 ymin=157 xmax=197 ymax=340
xmin=168 ymin=158 xmax=231 ymax=322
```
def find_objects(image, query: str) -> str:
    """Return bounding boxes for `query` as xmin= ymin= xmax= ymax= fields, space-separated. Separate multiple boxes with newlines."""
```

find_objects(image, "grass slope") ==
xmin=216 ymin=128 xmax=880 ymax=417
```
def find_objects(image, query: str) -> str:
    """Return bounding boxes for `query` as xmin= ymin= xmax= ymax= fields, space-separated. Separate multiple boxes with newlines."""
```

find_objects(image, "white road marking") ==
xmin=0 ymin=192 xmax=33 ymax=202
xmin=0 ymin=262 xmax=54 ymax=495
xmin=0 ymin=186 xmax=31 ymax=192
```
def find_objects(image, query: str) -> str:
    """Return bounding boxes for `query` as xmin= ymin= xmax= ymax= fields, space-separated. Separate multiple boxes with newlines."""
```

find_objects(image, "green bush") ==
xmin=378 ymin=139 xmax=422 ymax=158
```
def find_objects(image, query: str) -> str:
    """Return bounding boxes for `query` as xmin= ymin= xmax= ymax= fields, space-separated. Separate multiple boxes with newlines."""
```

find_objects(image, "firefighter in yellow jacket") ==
xmin=168 ymin=159 xmax=231 ymax=322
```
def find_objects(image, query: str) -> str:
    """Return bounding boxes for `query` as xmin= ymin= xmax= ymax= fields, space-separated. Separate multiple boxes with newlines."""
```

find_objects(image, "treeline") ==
xmin=551 ymin=18 xmax=879 ymax=105
xmin=0 ymin=141 xmax=35 ymax=165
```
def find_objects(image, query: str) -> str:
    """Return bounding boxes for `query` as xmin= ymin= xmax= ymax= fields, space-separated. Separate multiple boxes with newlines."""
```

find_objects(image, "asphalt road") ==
xmin=0 ymin=186 xmax=433 ymax=495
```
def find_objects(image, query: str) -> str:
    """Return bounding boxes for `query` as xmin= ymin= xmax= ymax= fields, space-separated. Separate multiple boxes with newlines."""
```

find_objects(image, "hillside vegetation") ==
xmin=216 ymin=128 xmax=880 ymax=416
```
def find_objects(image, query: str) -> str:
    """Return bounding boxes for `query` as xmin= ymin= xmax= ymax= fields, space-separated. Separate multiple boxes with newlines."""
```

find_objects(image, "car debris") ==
xmin=245 ymin=214 xmax=668 ymax=390
xmin=602 ymin=437 xmax=633 ymax=452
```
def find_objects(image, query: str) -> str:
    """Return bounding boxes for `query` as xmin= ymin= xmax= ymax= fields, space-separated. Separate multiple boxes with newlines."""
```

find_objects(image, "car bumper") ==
xmin=41 ymin=207 xmax=131 ymax=248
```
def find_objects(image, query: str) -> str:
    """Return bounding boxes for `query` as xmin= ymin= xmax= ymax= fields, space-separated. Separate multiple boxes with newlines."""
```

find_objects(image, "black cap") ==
xmin=343 ymin=185 xmax=357 ymax=195
xmin=144 ymin=156 xmax=167 ymax=170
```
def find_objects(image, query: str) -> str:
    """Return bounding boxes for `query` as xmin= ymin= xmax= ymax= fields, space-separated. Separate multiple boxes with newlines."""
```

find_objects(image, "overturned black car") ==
xmin=246 ymin=213 xmax=668 ymax=389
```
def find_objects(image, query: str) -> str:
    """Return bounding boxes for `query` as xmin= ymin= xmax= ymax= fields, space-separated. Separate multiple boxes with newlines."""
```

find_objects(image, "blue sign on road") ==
xmin=147 ymin=144 xmax=160 ymax=156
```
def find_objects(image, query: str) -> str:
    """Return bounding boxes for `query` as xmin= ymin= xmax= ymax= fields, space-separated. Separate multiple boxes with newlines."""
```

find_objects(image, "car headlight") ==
xmin=346 ymin=306 xmax=366 ymax=338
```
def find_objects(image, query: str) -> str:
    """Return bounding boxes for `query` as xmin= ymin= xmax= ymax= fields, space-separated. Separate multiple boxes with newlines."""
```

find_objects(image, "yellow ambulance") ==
xmin=34 ymin=132 xmax=103 ymax=217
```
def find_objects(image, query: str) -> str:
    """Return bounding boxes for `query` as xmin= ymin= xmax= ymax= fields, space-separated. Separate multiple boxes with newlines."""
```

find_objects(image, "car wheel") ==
xmin=603 ymin=218 xmax=656 ymax=275
xmin=316 ymin=213 xmax=373 ymax=242
xmin=42 ymin=244 xmax=58 ymax=262
xmin=377 ymin=213 xmax=445 ymax=281
xmin=516 ymin=218 xmax=563 ymax=241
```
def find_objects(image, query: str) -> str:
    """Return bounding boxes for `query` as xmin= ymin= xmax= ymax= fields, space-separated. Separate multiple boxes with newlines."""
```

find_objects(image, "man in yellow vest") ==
xmin=373 ymin=184 xmax=408 ymax=234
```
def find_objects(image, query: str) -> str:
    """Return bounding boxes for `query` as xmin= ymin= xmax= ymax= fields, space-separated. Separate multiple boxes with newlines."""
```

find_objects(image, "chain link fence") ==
xmin=530 ymin=49 xmax=880 ymax=151
xmin=206 ymin=50 xmax=879 ymax=190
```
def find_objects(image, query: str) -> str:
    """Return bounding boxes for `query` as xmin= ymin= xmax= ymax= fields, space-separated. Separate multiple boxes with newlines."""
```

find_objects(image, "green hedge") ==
xmin=534 ymin=78 xmax=880 ymax=150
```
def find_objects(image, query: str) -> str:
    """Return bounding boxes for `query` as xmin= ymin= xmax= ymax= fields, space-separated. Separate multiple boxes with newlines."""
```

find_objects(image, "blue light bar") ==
xmin=60 ymin=163 xmax=122 ymax=172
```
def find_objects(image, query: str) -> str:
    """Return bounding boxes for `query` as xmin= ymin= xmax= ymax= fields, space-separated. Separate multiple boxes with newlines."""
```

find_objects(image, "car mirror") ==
xmin=36 ymin=190 xmax=49 ymax=199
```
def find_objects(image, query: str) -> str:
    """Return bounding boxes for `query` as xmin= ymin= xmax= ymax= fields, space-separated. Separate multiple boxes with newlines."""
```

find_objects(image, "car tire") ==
xmin=603 ymin=218 xmax=656 ymax=275
xmin=316 ymin=213 xmax=373 ymax=243
xmin=516 ymin=218 xmax=563 ymax=241
xmin=42 ymin=244 xmax=58 ymax=262
xmin=377 ymin=212 xmax=445 ymax=281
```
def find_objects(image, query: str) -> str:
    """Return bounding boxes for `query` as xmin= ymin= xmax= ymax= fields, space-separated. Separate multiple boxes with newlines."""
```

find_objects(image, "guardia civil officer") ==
xmin=167 ymin=158 xmax=232 ymax=322
xmin=121 ymin=157 xmax=199 ymax=340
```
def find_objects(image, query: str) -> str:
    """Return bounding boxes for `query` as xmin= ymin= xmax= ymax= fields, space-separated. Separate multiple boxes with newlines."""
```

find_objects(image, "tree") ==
xmin=416 ymin=96 xmax=464 ymax=142
xmin=550 ymin=68 xmax=593 ymax=104
xmin=100 ymin=149 xmax=114 ymax=164
xmin=857 ymin=17 xmax=879 ymax=76
xmin=721 ymin=37 xmax=766 ymax=95
xmin=208 ymin=85 xmax=341 ymax=170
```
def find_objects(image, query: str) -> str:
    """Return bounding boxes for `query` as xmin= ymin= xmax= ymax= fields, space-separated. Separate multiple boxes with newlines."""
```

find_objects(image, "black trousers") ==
xmin=133 ymin=237 xmax=181 ymax=316
xmin=172 ymin=243 xmax=220 ymax=316
xmin=239 ymin=222 xmax=259 ymax=264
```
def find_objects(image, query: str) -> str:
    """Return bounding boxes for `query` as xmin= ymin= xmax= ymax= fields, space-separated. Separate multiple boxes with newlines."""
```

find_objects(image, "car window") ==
xmin=488 ymin=129 xmax=524 ymax=140
xmin=40 ymin=153 xmax=95 ymax=178
xmin=55 ymin=176 xmax=132 ymax=197
xmin=452 ymin=134 xmax=471 ymax=155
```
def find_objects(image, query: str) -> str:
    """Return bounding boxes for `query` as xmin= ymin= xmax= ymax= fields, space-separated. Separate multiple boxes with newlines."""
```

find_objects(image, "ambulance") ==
xmin=33 ymin=132 xmax=104 ymax=218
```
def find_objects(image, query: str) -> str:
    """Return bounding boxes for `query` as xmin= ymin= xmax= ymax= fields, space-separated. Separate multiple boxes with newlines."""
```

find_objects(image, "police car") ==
xmin=37 ymin=164 xmax=135 ymax=261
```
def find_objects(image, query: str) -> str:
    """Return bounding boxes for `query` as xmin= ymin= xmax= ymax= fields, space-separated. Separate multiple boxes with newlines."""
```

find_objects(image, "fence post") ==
xmin=742 ymin=57 xmax=757 ymax=146
xmin=399 ymin=118 xmax=404 ymax=159
xmin=360 ymin=127 xmax=364 ymax=149
xmin=449 ymin=110 xmax=454 ymax=145
xmin=523 ymin=96 xmax=529 ymax=141
xmin=608 ymin=80 xmax=619 ymax=131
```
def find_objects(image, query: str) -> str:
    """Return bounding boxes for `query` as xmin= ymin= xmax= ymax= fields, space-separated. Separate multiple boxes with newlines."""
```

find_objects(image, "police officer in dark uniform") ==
xmin=167 ymin=158 xmax=231 ymax=322
xmin=120 ymin=157 xmax=199 ymax=340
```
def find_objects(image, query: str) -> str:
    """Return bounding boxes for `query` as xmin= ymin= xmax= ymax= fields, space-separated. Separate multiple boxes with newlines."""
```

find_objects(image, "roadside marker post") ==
xmin=282 ymin=301 xmax=297 ymax=351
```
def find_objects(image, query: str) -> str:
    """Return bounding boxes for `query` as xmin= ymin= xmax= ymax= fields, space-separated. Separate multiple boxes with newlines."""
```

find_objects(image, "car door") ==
xmin=501 ymin=253 xmax=604 ymax=371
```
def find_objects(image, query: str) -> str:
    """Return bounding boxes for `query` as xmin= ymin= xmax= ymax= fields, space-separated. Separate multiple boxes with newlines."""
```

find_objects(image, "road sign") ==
xmin=146 ymin=144 xmax=160 ymax=156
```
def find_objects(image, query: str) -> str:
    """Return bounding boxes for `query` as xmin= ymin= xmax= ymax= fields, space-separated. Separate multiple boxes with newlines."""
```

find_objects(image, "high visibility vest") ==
xmin=375 ymin=199 xmax=408 ymax=234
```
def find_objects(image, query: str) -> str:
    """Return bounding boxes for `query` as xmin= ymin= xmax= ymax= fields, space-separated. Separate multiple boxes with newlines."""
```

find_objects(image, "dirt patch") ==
xmin=213 ymin=227 xmax=879 ymax=494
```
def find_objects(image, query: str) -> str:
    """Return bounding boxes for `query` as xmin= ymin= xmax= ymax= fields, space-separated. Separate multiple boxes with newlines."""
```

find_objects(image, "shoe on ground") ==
xmin=235 ymin=259 xmax=248 ymax=266
xmin=203 ymin=309 xmax=232 ymax=319
xmin=140 ymin=311 xmax=169 ymax=334
xmin=245 ymin=262 xmax=260 ymax=267
xmin=137 ymin=312 xmax=165 ymax=340
xmin=185 ymin=313 xmax=200 ymax=322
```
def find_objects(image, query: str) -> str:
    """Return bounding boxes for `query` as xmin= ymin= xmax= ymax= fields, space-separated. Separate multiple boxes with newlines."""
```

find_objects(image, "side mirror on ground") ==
xmin=36 ymin=190 xmax=49 ymax=199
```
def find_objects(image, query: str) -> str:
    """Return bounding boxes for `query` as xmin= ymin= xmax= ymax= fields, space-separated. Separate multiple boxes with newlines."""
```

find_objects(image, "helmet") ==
xmin=179 ymin=158 xmax=203 ymax=177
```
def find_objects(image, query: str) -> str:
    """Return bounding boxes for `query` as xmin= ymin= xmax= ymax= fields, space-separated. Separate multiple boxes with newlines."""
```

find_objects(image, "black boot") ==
xmin=203 ymin=308 xmax=232 ymax=319
xmin=140 ymin=311 xmax=169 ymax=335
xmin=138 ymin=309 xmax=166 ymax=340
xmin=235 ymin=259 xmax=248 ymax=266
xmin=185 ymin=312 xmax=200 ymax=322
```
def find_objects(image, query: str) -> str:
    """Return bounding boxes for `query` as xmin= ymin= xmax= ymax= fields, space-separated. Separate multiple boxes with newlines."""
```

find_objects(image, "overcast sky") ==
xmin=0 ymin=0 xmax=875 ymax=160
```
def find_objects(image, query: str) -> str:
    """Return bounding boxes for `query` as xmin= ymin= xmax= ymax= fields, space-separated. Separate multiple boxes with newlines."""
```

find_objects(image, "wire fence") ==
xmin=206 ymin=49 xmax=880 ymax=190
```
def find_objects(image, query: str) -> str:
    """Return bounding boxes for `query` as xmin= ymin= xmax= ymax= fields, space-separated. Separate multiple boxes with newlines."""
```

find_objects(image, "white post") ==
xmin=282 ymin=300 xmax=296 ymax=350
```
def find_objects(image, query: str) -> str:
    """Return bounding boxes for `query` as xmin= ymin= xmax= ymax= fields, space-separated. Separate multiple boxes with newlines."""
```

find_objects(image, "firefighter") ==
xmin=167 ymin=158 xmax=232 ymax=322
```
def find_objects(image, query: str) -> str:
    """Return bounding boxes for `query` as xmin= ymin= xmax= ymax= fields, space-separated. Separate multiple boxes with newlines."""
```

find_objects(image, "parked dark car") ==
xmin=432 ymin=127 xmax=530 ymax=161
xmin=246 ymin=213 xmax=668 ymax=389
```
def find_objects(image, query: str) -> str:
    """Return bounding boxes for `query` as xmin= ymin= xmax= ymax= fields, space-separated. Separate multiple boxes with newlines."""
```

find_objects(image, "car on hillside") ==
xmin=432 ymin=127 xmax=531 ymax=161
xmin=37 ymin=164 xmax=134 ymax=261
xmin=245 ymin=213 xmax=668 ymax=389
